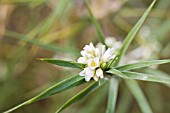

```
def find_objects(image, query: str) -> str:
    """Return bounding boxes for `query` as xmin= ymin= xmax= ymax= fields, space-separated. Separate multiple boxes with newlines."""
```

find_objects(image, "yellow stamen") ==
xmin=91 ymin=60 xmax=96 ymax=67
xmin=87 ymin=51 xmax=93 ymax=54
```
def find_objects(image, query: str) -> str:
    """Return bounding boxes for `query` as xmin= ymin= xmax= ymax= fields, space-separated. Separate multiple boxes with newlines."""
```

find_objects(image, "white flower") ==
xmin=79 ymin=67 xmax=94 ymax=81
xmin=93 ymin=74 xmax=99 ymax=81
xmin=80 ymin=42 xmax=101 ymax=59
xmin=96 ymin=68 xmax=104 ymax=78
xmin=102 ymin=48 xmax=116 ymax=63
xmin=78 ymin=42 xmax=118 ymax=82
xmin=105 ymin=37 xmax=116 ymax=47
xmin=77 ymin=57 xmax=87 ymax=64
xmin=87 ymin=57 xmax=100 ymax=69
xmin=105 ymin=37 xmax=122 ymax=49
xmin=79 ymin=67 xmax=104 ymax=82
xmin=96 ymin=37 xmax=122 ymax=56
xmin=84 ymin=43 xmax=95 ymax=51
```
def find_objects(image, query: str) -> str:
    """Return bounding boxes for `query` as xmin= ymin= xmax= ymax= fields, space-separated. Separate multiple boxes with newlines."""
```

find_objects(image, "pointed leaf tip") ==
xmin=39 ymin=58 xmax=85 ymax=69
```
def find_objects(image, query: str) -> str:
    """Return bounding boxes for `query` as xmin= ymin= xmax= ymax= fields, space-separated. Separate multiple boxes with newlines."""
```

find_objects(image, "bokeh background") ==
xmin=0 ymin=0 xmax=170 ymax=113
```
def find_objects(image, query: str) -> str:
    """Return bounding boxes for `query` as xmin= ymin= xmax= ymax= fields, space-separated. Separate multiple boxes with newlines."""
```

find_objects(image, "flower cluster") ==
xmin=77 ymin=42 xmax=117 ymax=81
xmin=96 ymin=37 xmax=122 ymax=55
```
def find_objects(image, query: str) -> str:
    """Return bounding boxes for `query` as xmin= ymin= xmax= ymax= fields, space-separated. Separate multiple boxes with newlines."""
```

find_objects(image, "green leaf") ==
xmin=113 ymin=0 xmax=157 ymax=66
xmin=56 ymin=79 xmax=107 ymax=113
xmin=141 ymin=68 xmax=170 ymax=88
xmin=4 ymin=75 xmax=85 ymax=113
xmin=85 ymin=0 xmax=105 ymax=44
xmin=5 ymin=30 xmax=80 ymax=56
xmin=123 ymin=71 xmax=170 ymax=84
xmin=107 ymin=68 xmax=170 ymax=84
xmin=116 ymin=87 xmax=133 ymax=113
xmin=106 ymin=78 xmax=119 ymax=113
xmin=125 ymin=80 xmax=153 ymax=113
xmin=142 ymin=68 xmax=170 ymax=78
xmin=37 ymin=0 xmax=71 ymax=37
xmin=115 ymin=59 xmax=170 ymax=71
xmin=40 ymin=58 xmax=85 ymax=69
xmin=79 ymin=84 xmax=108 ymax=113
xmin=106 ymin=1 xmax=156 ymax=112
xmin=107 ymin=68 xmax=129 ymax=79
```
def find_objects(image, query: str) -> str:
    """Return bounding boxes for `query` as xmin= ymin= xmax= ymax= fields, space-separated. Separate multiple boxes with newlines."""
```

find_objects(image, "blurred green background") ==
xmin=0 ymin=0 xmax=170 ymax=113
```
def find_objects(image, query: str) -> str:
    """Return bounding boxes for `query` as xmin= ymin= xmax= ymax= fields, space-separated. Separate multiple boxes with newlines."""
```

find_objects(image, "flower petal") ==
xmin=96 ymin=68 xmax=104 ymax=78
xmin=80 ymin=50 xmax=87 ymax=57
xmin=105 ymin=37 xmax=116 ymax=47
xmin=79 ymin=70 xmax=86 ymax=76
xmin=85 ymin=75 xmax=92 ymax=81
xmin=102 ymin=48 xmax=115 ymax=62
xmin=90 ymin=42 xmax=95 ymax=50
xmin=87 ymin=57 xmax=100 ymax=69
xmin=85 ymin=67 xmax=95 ymax=77
xmin=77 ymin=57 xmax=87 ymax=64
xmin=96 ymin=42 xmax=103 ymax=50
xmin=102 ymin=45 xmax=106 ymax=55
xmin=93 ymin=75 xmax=99 ymax=81
xmin=95 ymin=48 xmax=101 ymax=57
xmin=83 ymin=67 xmax=94 ymax=81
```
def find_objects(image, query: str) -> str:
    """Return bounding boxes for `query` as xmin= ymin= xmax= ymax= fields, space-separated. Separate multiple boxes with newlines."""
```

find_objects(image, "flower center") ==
xmin=90 ymin=60 xmax=97 ymax=67
xmin=87 ymin=51 xmax=95 ymax=55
